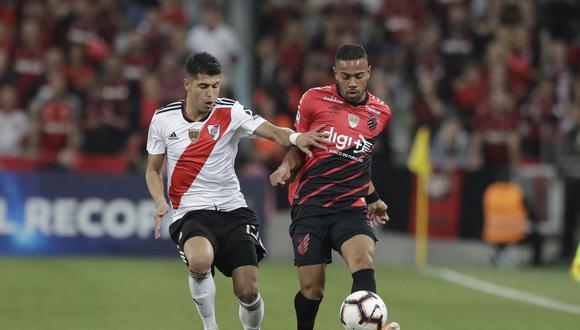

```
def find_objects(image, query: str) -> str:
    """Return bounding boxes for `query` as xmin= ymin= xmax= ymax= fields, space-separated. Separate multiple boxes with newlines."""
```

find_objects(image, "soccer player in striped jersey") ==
xmin=270 ymin=44 xmax=400 ymax=330
xmin=145 ymin=52 xmax=324 ymax=330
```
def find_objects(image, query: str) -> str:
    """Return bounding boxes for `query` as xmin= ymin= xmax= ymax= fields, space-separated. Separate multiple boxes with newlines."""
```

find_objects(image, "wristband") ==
xmin=289 ymin=132 xmax=301 ymax=145
xmin=365 ymin=191 xmax=380 ymax=204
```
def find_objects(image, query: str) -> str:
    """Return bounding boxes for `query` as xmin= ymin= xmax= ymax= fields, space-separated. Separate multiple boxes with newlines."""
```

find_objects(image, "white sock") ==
xmin=188 ymin=271 xmax=218 ymax=330
xmin=239 ymin=293 xmax=264 ymax=330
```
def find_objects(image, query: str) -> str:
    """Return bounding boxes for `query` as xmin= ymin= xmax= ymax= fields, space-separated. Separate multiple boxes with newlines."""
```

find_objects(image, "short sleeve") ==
xmin=294 ymin=90 xmax=315 ymax=133
xmin=146 ymin=116 xmax=166 ymax=154
xmin=231 ymin=102 xmax=267 ymax=136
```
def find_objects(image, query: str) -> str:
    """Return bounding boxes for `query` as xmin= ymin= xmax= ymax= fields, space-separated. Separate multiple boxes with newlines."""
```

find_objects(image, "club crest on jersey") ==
xmin=207 ymin=124 xmax=220 ymax=141
xmin=188 ymin=129 xmax=200 ymax=143
xmin=367 ymin=114 xmax=378 ymax=131
xmin=348 ymin=114 xmax=360 ymax=128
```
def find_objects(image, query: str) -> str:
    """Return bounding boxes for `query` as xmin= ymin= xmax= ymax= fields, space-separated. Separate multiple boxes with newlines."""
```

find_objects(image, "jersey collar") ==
xmin=181 ymin=99 xmax=213 ymax=123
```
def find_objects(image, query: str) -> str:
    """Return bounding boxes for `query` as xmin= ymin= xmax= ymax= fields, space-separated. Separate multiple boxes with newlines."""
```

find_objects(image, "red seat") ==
xmin=0 ymin=157 xmax=42 ymax=171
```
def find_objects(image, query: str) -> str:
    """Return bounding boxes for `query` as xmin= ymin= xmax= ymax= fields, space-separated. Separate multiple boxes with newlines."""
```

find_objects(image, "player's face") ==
xmin=334 ymin=58 xmax=371 ymax=104
xmin=184 ymin=74 xmax=221 ymax=113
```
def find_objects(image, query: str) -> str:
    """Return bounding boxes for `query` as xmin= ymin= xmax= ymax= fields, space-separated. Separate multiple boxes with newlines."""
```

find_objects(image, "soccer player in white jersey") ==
xmin=145 ymin=52 xmax=324 ymax=330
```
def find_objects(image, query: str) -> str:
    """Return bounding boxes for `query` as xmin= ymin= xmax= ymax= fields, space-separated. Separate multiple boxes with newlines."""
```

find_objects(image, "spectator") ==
xmin=440 ymin=2 xmax=477 ymax=82
xmin=157 ymin=51 xmax=185 ymax=102
xmin=255 ymin=34 xmax=278 ymax=88
xmin=139 ymin=73 xmax=164 ymax=132
xmin=65 ymin=44 xmax=96 ymax=95
xmin=13 ymin=19 xmax=46 ymax=103
xmin=43 ymin=47 xmax=66 ymax=78
xmin=82 ymin=81 xmax=130 ymax=155
xmin=120 ymin=31 xmax=154 ymax=83
xmin=0 ymin=13 xmax=14 ymax=53
xmin=0 ymin=48 xmax=13 ymax=85
xmin=0 ymin=1 xmax=16 ymax=36
xmin=135 ymin=6 xmax=167 ymax=67
xmin=520 ymin=79 xmax=557 ymax=162
xmin=431 ymin=116 xmax=470 ymax=171
xmin=28 ymin=73 xmax=81 ymax=168
xmin=0 ymin=85 xmax=29 ymax=156
xmin=186 ymin=2 xmax=241 ymax=92
xmin=58 ymin=0 xmax=106 ymax=56
xmin=414 ymin=69 xmax=445 ymax=130
xmin=158 ymin=0 xmax=187 ymax=28
xmin=470 ymin=89 xmax=520 ymax=174
xmin=98 ymin=55 xmax=133 ymax=130
xmin=381 ymin=0 xmax=425 ymax=46
xmin=453 ymin=61 xmax=486 ymax=123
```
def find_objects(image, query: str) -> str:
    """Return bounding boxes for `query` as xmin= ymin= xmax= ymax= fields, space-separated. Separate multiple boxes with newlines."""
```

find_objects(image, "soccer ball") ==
xmin=339 ymin=291 xmax=388 ymax=330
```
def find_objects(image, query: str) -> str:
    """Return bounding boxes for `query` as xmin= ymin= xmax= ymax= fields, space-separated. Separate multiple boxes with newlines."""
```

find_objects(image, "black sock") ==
xmin=294 ymin=291 xmax=322 ymax=330
xmin=351 ymin=268 xmax=376 ymax=293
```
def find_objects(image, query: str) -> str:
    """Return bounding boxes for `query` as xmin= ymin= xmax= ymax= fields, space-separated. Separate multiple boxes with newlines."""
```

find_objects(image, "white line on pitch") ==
xmin=423 ymin=268 xmax=580 ymax=315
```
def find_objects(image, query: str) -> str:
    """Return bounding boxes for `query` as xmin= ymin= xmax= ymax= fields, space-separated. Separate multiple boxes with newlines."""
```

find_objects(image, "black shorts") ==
xmin=289 ymin=205 xmax=377 ymax=266
xmin=169 ymin=207 xmax=266 ymax=277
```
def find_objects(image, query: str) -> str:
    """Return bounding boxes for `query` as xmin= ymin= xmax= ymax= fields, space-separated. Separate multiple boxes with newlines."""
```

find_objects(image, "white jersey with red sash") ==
xmin=146 ymin=98 xmax=266 ymax=221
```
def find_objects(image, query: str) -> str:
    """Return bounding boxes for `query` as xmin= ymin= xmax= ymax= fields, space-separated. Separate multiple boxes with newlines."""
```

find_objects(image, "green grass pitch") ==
xmin=0 ymin=258 xmax=579 ymax=329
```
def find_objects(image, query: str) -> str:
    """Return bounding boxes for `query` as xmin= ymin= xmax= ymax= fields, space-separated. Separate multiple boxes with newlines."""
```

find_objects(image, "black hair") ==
xmin=335 ymin=43 xmax=367 ymax=62
xmin=185 ymin=52 xmax=222 ymax=78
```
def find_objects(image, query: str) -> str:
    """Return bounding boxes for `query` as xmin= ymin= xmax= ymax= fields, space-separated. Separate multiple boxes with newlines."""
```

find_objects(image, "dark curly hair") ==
xmin=335 ymin=43 xmax=367 ymax=62
xmin=185 ymin=52 xmax=222 ymax=78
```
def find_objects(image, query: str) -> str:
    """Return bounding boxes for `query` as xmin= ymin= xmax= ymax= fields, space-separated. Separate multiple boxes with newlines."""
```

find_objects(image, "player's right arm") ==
xmin=269 ymin=147 xmax=304 ymax=187
xmin=146 ymin=153 xmax=168 ymax=239
xmin=270 ymin=89 xmax=316 ymax=187
xmin=145 ymin=115 xmax=168 ymax=239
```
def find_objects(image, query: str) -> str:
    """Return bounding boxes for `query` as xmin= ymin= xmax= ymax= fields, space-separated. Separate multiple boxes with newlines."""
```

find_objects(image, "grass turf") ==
xmin=0 ymin=258 xmax=578 ymax=329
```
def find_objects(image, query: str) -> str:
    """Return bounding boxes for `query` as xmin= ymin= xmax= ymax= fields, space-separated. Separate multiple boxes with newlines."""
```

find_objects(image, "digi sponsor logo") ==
xmin=322 ymin=126 xmax=374 ymax=154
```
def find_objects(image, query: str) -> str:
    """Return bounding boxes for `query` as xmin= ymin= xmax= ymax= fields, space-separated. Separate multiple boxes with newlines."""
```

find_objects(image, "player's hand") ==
xmin=295 ymin=125 xmax=326 ymax=157
xmin=154 ymin=201 xmax=169 ymax=239
xmin=270 ymin=164 xmax=291 ymax=187
xmin=366 ymin=199 xmax=389 ymax=227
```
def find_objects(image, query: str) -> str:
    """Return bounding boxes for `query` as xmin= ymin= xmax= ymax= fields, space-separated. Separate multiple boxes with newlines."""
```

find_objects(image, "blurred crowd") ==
xmin=0 ymin=0 xmax=241 ymax=172
xmin=252 ymin=0 xmax=580 ymax=177
xmin=0 ymin=0 xmax=579 ymax=189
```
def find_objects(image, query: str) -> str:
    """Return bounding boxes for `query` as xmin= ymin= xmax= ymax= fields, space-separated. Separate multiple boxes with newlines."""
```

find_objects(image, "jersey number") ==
xmin=246 ymin=225 xmax=259 ymax=241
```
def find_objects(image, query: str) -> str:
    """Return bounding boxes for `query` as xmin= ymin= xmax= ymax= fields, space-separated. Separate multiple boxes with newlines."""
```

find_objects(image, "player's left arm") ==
xmin=366 ymin=182 xmax=389 ymax=226
xmin=253 ymin=121 xmax=326 ymax=157
xmin=366 ymin=106 xmax=390 ymax=226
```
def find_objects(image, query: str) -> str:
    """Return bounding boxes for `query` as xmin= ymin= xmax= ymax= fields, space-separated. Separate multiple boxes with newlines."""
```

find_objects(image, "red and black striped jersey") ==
xmin=288 ymin=85 xmax=391 ymax=210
